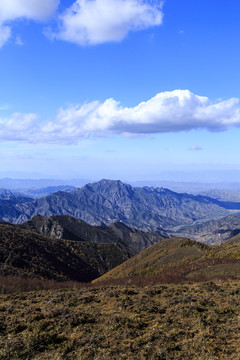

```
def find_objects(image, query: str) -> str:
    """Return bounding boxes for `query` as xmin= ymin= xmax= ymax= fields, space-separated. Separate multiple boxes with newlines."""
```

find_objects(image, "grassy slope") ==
xmin=0 ymin=281 xmax=239 ymax=359
xmin=95 ymin=237 xmax=240 ymax=283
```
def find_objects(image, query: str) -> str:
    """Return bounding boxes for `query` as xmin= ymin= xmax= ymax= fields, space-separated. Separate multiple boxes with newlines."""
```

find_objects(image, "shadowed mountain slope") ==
xmin=101 ymin=221 xmax=167 ymax=253
xmin=20 ymin=215 xmax=120 ymax=244
xmin=18 ymin=215 xmax=167 ymax=254
xmin=0 ymin=224 xmax=130 ymax=282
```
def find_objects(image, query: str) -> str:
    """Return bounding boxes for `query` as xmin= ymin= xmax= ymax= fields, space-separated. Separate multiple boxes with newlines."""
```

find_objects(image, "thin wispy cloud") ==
xmin=52 ymin=0 xmax=164 ymax=46
xmin=0 ymin=151 xmax=33 ymax=160
xmin=15 ymin=35 xmax=24 ymax=46
xmin=0 ymin=24 xmax=11 ymax=47
xmin=0 ymin=104 xmax=9 ymax=111
xmin=1 ymin=90 xmax=240 ymax=144
xmin=189 ymin=145 xmax=203 ymax=151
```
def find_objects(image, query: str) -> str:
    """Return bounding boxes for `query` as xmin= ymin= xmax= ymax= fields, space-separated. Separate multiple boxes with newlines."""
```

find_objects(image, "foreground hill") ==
xmin=0 ymin=281 xmax=239 ymax=359
xmin=95 ymin=237 xmax=240 ymax=284
xmin=0 ymin=224 xmax=129 ymax=282
xmin=1 ymin=179 xmax=239 ymax=231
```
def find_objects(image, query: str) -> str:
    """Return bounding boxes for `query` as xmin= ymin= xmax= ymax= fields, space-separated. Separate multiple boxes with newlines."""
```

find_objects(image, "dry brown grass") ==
xmin=0 ymin=280 xmax=239 ymax=359
xmin=0 ymin=275 xmax=91 ymax=294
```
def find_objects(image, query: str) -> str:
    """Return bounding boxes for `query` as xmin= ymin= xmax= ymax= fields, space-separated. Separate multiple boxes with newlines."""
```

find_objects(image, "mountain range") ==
xmin=1 ymin=179 xmax=240 ymax=231
xmin=1 ymin=179 xmax=240 ymax=284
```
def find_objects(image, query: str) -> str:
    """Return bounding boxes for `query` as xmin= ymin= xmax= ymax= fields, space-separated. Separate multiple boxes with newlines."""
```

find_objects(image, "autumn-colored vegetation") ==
xmin=0 ymin=280 xmax=239 ymax=359
xmin=0 ymin=224 xmax=240 ymax=359
xmin=95 ymin=237 xmax=240 ymax=283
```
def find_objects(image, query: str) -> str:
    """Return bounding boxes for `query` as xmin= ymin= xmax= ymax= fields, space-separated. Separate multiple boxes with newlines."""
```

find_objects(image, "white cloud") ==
xmin=53 ymin=0 xmax=163 ymax=45
xmin=0 ymin=0 xmax=59 ymax=21
xmin=1 ymin=90 xmax=240 ymax=144
xmin=0 ymin=0 xmax=59 ymax=47
xmin=0 ymin=24 xmax=11 ymax=47
xmin=0 ymin=112 xmax=39 ymax=141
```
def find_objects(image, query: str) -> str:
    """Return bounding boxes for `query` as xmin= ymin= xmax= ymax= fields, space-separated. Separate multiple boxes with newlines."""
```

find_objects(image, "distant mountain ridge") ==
xmin=170 ymin=213 xmax=240 ymax=245
xmin=0 ymin=179 xmax=240 ymax=231
xmin=199 ymin=189 xmax=240 ymax=202
xmin=0 ymin=188 xmax=33 ymax=202
xmin=17 ymin=185 xmax=76 ymax=199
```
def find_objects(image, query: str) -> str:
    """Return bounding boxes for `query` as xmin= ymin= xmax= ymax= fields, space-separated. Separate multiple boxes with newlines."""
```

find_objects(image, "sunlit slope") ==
xmin=94 ymin=238 xmax=208 ymax=280
xmin=95 ymin=237 xmax=240 ymax=283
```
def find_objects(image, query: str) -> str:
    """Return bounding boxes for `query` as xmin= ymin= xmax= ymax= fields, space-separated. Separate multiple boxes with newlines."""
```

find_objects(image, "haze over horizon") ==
xmin=1 ymin=0 xmax=240 ymax=182
xmin=2 ymin=170 xmax=240 ymax=185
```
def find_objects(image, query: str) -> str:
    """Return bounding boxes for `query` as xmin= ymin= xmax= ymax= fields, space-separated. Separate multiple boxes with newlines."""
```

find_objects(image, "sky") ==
xmin=0 ymin=0 xmax=240 ymax=182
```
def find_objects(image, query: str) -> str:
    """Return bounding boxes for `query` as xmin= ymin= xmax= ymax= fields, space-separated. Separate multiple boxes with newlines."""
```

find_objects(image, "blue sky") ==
xmin=0 ymin=0 xmax=240 ymax=182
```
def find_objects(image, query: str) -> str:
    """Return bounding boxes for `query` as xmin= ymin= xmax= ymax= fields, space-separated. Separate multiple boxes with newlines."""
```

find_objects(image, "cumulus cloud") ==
xmin=52 ymin=0 xmax=163 ymax=45
xmin=0 ymin=0 xmax=59 ymax=47
xmin=0 ymin=112 xmax=39 ymax=141
xmin=1 ymin=90 xmax=240 ymax=144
